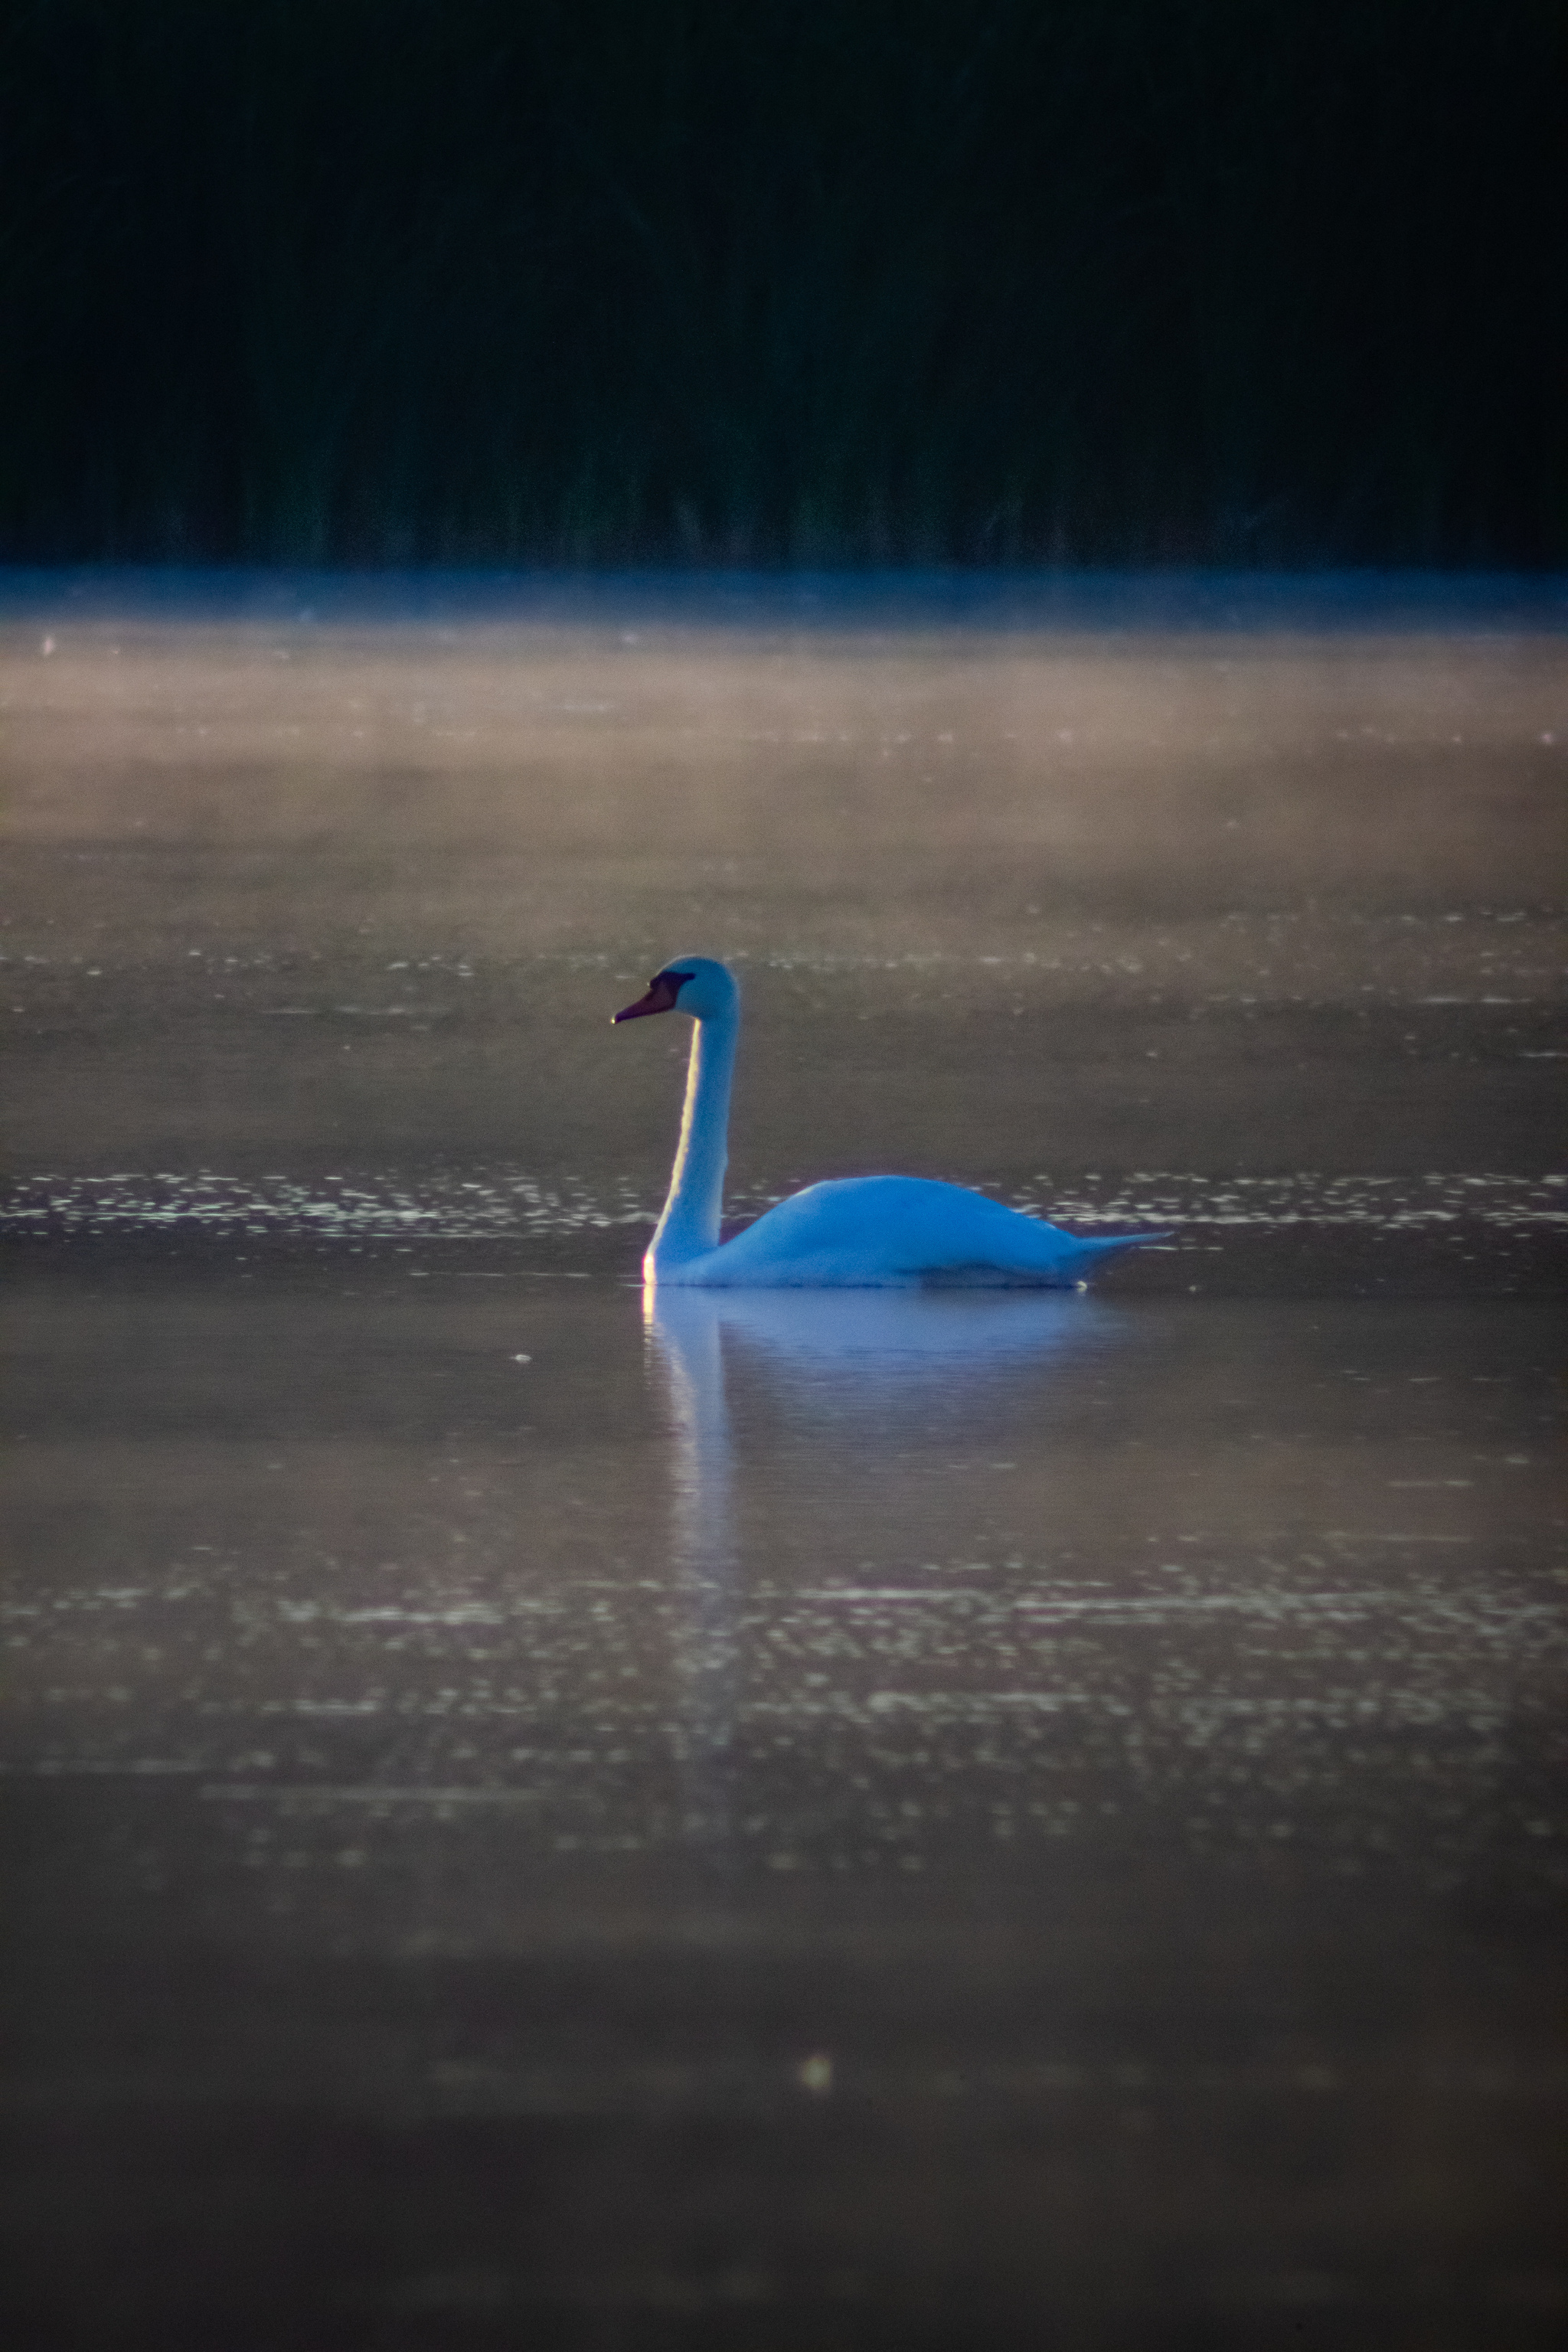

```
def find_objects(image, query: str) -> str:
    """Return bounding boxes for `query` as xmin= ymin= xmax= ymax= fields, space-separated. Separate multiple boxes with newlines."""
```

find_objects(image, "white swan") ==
xmin=614 ymin=956 xmax=1167 ymax=1289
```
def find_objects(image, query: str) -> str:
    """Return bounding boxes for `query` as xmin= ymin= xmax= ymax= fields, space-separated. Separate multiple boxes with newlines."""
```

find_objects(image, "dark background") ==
xmin=2 ymin=0 xmax=1562 ymax=569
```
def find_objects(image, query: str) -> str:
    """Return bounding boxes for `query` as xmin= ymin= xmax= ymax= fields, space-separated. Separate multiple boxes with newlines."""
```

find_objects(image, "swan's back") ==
xmin=685 ymin=1174 xmax=1109 ymax=1289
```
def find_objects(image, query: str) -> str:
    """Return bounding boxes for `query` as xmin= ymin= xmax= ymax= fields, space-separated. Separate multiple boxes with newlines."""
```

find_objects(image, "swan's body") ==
xmin=614 ymin=956 xmax=1165 ymax=1289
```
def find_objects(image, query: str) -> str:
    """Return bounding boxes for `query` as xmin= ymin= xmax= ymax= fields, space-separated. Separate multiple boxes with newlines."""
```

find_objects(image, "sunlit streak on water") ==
xmin=5 ymin=1168 xmax=1565 ymax=1240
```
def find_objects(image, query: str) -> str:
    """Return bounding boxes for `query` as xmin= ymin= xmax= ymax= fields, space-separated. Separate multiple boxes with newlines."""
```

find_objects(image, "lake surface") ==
xmin=2 ymin=577 xmax=1564 ymax=2348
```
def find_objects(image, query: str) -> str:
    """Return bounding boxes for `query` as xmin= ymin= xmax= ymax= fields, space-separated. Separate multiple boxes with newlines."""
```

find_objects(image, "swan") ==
xmin=613 ymin=956 xmax=1167 ymax=1289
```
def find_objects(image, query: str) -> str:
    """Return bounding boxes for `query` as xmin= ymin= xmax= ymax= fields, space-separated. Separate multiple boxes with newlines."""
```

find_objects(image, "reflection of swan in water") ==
xmin=645 ymin=1283 xmax=1119 ymax=1850
xmin=661 ymin=1282 xmax=1117 ymax=1423
xmin=614 ymin=956 xmax=1166 ymax=1289
xmin=645 ymin=1286 xmax=738 ymax=1851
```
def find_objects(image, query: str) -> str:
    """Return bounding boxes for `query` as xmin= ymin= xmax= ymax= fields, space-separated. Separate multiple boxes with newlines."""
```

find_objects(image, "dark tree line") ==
xmin=2 ymin=0 xmax=1561 ymax=566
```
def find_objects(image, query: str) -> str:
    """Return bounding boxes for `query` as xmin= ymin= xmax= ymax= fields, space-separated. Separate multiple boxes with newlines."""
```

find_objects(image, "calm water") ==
xmin=2 ymin=580 xmax=1565 ymax=2348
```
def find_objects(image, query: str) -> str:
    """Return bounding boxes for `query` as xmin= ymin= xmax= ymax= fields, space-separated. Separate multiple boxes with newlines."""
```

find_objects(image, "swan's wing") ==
xmin=671 ymin=1178 xmax=1165 ymax=1288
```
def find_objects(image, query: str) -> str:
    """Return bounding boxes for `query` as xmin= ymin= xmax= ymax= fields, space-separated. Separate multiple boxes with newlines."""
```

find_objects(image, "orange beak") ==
xmin=612 ymin=970 xmax=688 ymax=1024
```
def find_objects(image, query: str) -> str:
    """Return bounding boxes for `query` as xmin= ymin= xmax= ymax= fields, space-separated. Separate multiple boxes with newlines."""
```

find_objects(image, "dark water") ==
xmin=3 ymin=586 xmax=1564 ymax=2347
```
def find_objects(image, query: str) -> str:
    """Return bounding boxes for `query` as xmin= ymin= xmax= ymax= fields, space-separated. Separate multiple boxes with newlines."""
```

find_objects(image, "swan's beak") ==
xmin=612 ymin=971 xmax=685 ymax=1024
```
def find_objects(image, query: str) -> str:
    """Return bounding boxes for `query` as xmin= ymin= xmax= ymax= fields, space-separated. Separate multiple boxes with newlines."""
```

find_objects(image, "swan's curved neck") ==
xmin=648 ymin=1007 xmax=737 ymax=1269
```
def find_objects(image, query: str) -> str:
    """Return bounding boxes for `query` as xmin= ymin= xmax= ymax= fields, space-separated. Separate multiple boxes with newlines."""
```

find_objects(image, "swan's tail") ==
xmin=1073 ymin=1230 xmax=1171 ymax=1258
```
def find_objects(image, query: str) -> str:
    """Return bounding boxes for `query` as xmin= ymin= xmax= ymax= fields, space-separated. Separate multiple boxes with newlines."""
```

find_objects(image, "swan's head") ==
xmin=612 ymin=955 xmax=737 ymax=1025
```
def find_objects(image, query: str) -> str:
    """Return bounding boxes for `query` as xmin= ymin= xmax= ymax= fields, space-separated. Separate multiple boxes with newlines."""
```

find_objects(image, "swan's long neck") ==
xmin=648 ymin=1007 xmax=737 ymax=1269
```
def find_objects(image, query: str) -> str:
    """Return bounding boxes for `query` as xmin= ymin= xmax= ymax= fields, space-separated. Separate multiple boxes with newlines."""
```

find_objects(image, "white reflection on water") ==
xmin=645 ymin=1284 xmax=1121 ymax=1851
xmin=7 ymin=1167 xmax=1564 ymax=1243
xmin=646 ymin=1289 xmax=736 ymax=1847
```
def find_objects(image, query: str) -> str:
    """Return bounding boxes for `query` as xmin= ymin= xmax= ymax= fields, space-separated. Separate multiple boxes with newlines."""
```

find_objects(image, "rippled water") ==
xmin=2 ymin=586 xmax=1564 ymax=2348
xmin=8 ymin=1165 xmax=1566 ymax=1242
